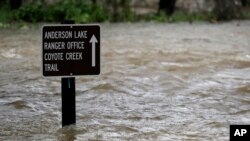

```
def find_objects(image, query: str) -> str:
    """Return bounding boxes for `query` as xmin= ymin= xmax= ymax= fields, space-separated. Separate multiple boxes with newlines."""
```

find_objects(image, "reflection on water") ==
xmin=0 ymin=21 xmax=250 ymax=140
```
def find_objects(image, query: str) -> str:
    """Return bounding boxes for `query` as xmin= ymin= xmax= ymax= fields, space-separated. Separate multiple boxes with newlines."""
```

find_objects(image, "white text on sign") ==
xmin=43 ymin=30 xmax=87 ymax=72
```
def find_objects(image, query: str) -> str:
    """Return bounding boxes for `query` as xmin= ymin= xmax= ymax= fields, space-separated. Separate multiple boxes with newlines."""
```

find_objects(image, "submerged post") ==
xmin=61 ymin=77 xmax=76 ymax=126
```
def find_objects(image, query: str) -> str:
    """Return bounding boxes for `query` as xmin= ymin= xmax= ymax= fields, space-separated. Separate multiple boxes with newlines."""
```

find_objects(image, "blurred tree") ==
xmin=10 ymin=0 xmax=22 ymax=10
xmin=241 ymin=0 xmax=250 ymax=6
xmin=158 ymin=0 xmax=176 ymax=15
xmin=104 ymin=0 xmax=132 ymax=22
xmin=0 ymin=0 xmax=6 ymax=5
xmin=214 ymin=0 xmax=242 ymax=20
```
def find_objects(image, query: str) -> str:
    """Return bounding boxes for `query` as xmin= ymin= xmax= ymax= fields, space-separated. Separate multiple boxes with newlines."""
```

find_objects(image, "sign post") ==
xmin=61 ymin=77 xmax=75 ymax=126
xmin=42 ymin=23 xmax=100 ymax=127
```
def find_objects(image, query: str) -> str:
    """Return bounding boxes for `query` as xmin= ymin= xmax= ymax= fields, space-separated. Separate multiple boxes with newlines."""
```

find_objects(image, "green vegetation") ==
xmin=11 ymin=1 xmax=109 ymax=23
xmin=0 ymin=2 xmax=11 ymax=23
xmin=0 ymin=0 xmax=135 ymax=23
xmin=0 ymin=0 xmax=250 ymax=27
xmin=166 ymin=11 xmax=215 ymax=23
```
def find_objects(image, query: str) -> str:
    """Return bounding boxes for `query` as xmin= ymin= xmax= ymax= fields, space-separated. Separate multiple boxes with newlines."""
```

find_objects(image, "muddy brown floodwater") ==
xmin=0 ymin=21 xmax=250 ymax=141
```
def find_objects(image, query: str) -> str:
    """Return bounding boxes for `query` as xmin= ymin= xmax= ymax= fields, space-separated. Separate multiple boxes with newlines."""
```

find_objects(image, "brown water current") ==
xmin=0 ymin=21 xmax=250 ymax=140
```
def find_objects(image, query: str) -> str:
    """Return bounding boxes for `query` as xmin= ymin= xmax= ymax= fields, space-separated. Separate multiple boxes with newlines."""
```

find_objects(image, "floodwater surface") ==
xmin=0 ymin=21 xmax=250 ymax=141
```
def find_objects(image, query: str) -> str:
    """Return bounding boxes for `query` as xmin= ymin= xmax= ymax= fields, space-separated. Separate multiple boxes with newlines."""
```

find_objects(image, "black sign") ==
xmin=42 ymin=25 xmax=100 ymax=76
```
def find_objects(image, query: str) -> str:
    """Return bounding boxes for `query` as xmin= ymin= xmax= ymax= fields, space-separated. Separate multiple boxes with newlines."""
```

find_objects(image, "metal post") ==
xmin=61 ymin=77 xmax=76 ymax=127
xmin=61 ymin=20 xmax=76 ymax=127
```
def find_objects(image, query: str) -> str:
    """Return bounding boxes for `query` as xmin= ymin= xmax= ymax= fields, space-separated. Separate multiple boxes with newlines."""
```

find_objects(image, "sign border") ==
xmin=41 ymin=24 xmax=101 ymax=77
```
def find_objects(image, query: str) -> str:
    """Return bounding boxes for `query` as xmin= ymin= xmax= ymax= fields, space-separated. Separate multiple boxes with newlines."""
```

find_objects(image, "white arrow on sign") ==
xmin=89 ymin=35 xmax=98 ymax=67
